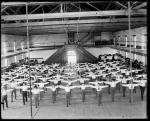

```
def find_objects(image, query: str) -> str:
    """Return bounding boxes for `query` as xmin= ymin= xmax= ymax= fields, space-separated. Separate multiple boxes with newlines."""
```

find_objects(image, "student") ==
xmin=121 ymin=75 xmax=128 ymax=97
xmin=90 ymin=84 xmax=108 ymax=106
xmin=122 ymin=83 xmax=139 ymax=103
xmin=134 ymin=79 xmax=147 ymax=101
xmin=58 ymin=85 xmax=79 ymax=107
xmin=46 ymin=85 xmax=58 ymax=103
xmin=21 ymin=83 xmax=29 ymax=105
xmin=79 ymin=84 xmax=92 ymax=103
xmin=1 ymin=86 xmax=13 ymax=110
xmin=31 ymin=85 xmax=43 ymax=108
xmin=9 ymin=80 xmax=18 ymax=102
xmin=104 ymin=79 xmax=121 ymax=102
xmin=34 ymin=82 xmax=49 ymax=100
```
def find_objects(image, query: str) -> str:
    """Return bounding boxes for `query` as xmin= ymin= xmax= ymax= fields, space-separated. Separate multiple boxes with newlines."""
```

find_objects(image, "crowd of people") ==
xmin=1 ymin=54 xmax=147 ymax=110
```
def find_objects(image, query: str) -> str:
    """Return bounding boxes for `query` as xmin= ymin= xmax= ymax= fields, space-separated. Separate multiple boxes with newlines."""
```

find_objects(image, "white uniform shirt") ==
xmin=122 ymin=78 xmax=127 ymax=84
xmin=110 ymin=82 xmax=117 ymax=88
xmin=96 ymin=86 xmax=102 ymax=91
xmin=32 ymin=89 xmax=41 ymax=95
xmin=65 ymin=87 xmax=71 ymax=92
xmin=1 ymin=89 xmax=7 ymax=96
xmin=51 ymin=87 xmax=56 ymax=91
xmin=128 ymin=84 xmax=135 ymax=89
xmin=139 ymin=80 xmax=147 ymax=87
xmin=22 ymin=86 xmax=28 ymax=91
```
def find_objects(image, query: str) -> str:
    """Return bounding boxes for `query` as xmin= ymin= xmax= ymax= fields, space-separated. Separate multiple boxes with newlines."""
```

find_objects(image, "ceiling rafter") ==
xmin=8 ymin=7 xmax=17 ymax=14
xmin=48 ymin=5 xmax=59 ymax=13
xmin=2 ymin=17 xmax=146 ymax=28
xmin=2 ymin=9 xmax=146 ymax=21
xmin=86 ymin=2 xmax=101 ymax=11
xmin=133 ymin=2 xmax=147 ymax=9
xmin=114 ymin=1 xmax=127 ymax=9
xmin=1 ymin=6 xmax=9 ymax=12
xmin=30 ymin=5 xmax=43 ymax=14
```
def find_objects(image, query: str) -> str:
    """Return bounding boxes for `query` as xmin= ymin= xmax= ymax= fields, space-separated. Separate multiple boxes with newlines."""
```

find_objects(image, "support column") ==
xmin=125 ymin=35 xmax=127 ymax=47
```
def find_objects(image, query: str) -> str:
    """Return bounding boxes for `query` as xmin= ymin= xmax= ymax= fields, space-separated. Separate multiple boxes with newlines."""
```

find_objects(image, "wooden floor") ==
xmin=1 ymin=87 xmax=147 ymax=119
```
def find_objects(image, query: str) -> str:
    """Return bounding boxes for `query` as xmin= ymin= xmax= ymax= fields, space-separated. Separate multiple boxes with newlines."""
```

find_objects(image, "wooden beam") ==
xmin=2 ymin=9 xmax=146 ymax=21
xmin=133 ymin=2 xmax=147 ymax=9
xmin=30 ymin=5 xmax=42 ymax=14
xmin=2 ymin=22 xmax=146 ymax=32
xmin=86 ymin=2 xmax=101 ymax=11
xmin=8 ymin=7 xmax=17 ymax=14
xmin=1 ymin=6 xmax=8 ymax=12
xmin=2 ymin=17 xmax=146 ymax=28
xmin=114 ymin=1 xmax=127 ymax=9
xmin=1 ymin=2 xmax=107 ymax=6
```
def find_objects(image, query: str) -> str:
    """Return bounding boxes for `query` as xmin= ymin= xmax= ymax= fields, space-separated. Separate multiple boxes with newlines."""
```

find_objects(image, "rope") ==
xmin=75 ymin=3 xmax=81 ymax=44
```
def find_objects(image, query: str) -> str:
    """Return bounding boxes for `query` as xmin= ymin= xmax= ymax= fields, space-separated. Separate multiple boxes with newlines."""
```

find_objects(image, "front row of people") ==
xmin=1 ymin=77 xmax=147 ymax=110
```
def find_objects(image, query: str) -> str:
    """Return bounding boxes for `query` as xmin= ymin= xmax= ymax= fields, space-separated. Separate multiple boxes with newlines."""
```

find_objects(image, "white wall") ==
xmin=113 ymin=26 xmax=147 ymax=48
xmin=85 ymin=47 xmax=118 ymax=58
xmin=101 ymin=32 xmax=112 ymax=41
xmin=29 ymin=49 xmax=57 ymax=62
xmin=1 ymin=34 xmax=27 ymax=67
xmin=30 ymin=34 xmax=68 ymax=47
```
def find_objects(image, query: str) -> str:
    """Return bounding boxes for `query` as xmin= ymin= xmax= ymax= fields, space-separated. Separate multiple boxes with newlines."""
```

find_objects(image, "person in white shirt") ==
xmin=46 ymin=85 xmax=58 ymax=103
xmin=90 ymin=84 xmax=108 ymax=106
xmin=58 ymin=85 xmax=78 ymax=107
xmin=1 ymin=86 xmax=13 ymax=110
xmin=34 ymin=82 xmax=49 ymax=100
xmin=79 ymin=84 xmax=92 ymax=103
xmin=104 ymin=79 xmax=121 ymax=102
xmin=134 ymin=79 xmax=147 ymax=101
xmin=21 ymin=83 xmax=29 ymax=105
xmin=122 ymin=83 xmax=139 ymax=103
xmin=9 ymin=81 xmax=18 ymax=102
xmin=121 ymin=76 xmax=128 ymax=97
xmin=31 ymin=85 xmax=43 ymax=108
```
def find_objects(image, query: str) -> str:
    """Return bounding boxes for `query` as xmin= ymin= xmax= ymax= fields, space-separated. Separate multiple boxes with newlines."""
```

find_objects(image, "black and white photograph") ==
xmin=1 ymin=1 xmax=147 ymax=119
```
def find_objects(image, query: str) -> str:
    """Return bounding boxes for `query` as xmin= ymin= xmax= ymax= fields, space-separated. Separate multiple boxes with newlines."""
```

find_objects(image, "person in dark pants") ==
xmin=122 ymin=83 xmax=139 ymax=103
xmin=140 ymin=85 xmax=146 ymax=101
xmin=134 ymin=79 xmax=146 ymax=101
xmin=21 ymin=83 xmax=28 ymax=105
xmin=1 ymin=86 xmax=12 ymax=110
xmin=89 ymin=84 xmax=108 ymax=106
xmin=80 ymin=84 xmax=90 ymax=103
xmin=58 ymin=85 xmax=78 ymax=107
xmin=31 ymin=85 xmax=42 ymax=108
xmin=121 ymin=76 xmax=127 ymax=97
xmin=104 ymin=79 xmax=121 ymax=102
xmin=9 ymin=81 xmax=17 ymax=102
xmin=46 ymin=85 xmax=58 ymax=103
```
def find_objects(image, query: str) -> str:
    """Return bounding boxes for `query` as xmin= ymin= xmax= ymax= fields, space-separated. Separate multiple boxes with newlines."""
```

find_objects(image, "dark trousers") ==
xmin=140 ymin=86 xmax=145 ymax=101
xmin=129 ymin=89 xmax=133 ymax=103
xmin=122 ymin=86 xmax=126 ymax=97
xmin=111 ymin=87 xmax=116 ymax=102
xmin=66 ymin=92 xmax=70 ymax=107
xmin=118 ymin=83 xmax=121 ymax=92
xmin=81 ymin=90 xmax=85 ymax=102
xmin=22 ymin=91 xmax=28 ymax=105
xmin=40 ymin=90 xmax=44 ymax=100
xmin=108 ymin=85 xmax=111 ymax=94
xmin=34 ymin=94 xmax=39 ymax=108
xmin=11 ymin=88 xmax=17 ymax=102
xmin=97 ymin=91 xmax=102 ymax=106
xmin=52 ymin=91 xmax=56 ymax=103
xmin=133 ymin=87 xmax=136 ymax=93
xmin=2 ymin=95 xmax=8 ymax=110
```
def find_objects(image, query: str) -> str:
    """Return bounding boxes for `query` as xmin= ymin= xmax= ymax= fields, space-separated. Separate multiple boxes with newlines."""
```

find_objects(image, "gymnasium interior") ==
xmin=1 ymin=1 xmax=147 ymax=119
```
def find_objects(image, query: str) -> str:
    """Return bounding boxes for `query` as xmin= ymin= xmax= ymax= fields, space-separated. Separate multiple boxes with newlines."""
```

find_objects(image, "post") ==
xmin=26 ymin=3 xmax=33 ymax=118
xmin=128 ymin=1 xmax=133 ymax=103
